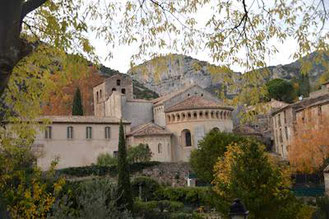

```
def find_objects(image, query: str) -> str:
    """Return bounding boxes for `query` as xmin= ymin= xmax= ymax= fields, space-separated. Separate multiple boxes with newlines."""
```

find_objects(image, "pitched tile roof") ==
xmin=127 ymin=122 xmax=172 ymax=137
xmin=152 ymin=84 xmax=198 ymax=106
xmin=165 ymin=96 xmax=233 ymax=113
xmin=39 ymin=116 xmax=130 ymax=124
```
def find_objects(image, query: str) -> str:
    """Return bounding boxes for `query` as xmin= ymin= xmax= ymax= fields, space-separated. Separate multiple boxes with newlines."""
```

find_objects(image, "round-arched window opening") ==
xmin=121 ymin=88 xmax=126 ymax=94
xmin=112 ymin=88 xmax=117 ymax=92
xmin=199 ymin=111 xmax=203 ymax=118
xmin=216 ymin=111 xmax=219 ymax=119
xmin=182 ymin=113 xmax=186 ymax=120
xmin=116 ymin=79 xmax=121 ymax=86
xmin=181 ymin=129 xmax=192 ymax=147
xmin=210 ymin=111 xmax=214 ymax=118
xmin=176 ymin=114 xmax=181 ymax=121
xmin=193 ymin=112 xmax=197 ymax=119
xmin=187 ymin=113 xmax=192 ymax=119
xmin=212 ymin=127 xmax=220 ymax=132
xmin=205 ymin=111 xmax=209 ymax=118
xmin=158 ymin=143 xmax=162 ymax=153
xmin=167 ymin=115 xmax=171 ymax=122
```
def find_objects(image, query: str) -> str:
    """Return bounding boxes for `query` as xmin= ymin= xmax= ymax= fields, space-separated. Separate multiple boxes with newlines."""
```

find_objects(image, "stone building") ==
xmin=34 ymin=116 xmax=130 ymax=170
xmin=272 ymin=82 xmax=329 ymax=159
xmin=35 ymin=74 xmax=234 ymax=169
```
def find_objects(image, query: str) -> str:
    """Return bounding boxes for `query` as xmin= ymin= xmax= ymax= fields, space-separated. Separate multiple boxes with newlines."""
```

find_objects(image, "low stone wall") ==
xmin=136 ymin=162 xmax=191 ymax=187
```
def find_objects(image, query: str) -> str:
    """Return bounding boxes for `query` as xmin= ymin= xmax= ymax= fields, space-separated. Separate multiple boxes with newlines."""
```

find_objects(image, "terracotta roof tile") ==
xmin=127 ymin=122 xmax=172 ymax=137
xmin=165 ymin=96 xmax=233 ymax=113
xmin=39 ymin=116 xmax=130 ymax=124
xmin=152 ymin=84 xmax=198 ymax=105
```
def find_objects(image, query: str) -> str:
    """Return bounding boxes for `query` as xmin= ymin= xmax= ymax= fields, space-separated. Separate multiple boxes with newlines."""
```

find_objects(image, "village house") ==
xmin=272 ymin=81 xmax=329 ymax=159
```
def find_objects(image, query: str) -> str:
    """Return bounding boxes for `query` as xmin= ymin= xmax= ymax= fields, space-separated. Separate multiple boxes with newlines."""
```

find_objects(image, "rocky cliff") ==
xmin=128 ymin=52 xmax=329 ymax=97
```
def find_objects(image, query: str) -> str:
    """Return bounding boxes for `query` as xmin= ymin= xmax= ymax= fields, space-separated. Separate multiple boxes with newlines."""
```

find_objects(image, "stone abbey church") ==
xmin=35 ymin=74 xmax=234 ymax=170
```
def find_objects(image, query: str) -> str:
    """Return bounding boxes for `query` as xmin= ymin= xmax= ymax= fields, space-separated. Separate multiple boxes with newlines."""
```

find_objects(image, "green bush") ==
xmin=57 ymin=161 xmax=160 ymax=177
xmin=155 ymin=187 xmax=213 ymax=207
xmin=48 ymin=179 xmax=132 ymax=218
xmin=312 ymin=195 xmax=329 ymax=218
xmin=131 ymin=176 xmax=160 ymax=201
xmin=127 ymin=143 xmax=152 ymax=164
xmin=96 ymin=153 xmax=117 ymax=166
xmin=134 ymin=200 xmax=184 ymax=213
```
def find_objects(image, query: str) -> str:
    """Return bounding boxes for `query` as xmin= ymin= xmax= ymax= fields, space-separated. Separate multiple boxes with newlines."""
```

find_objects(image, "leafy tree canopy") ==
xmin=266 ymin=78 xmax=296 ymax=103
xmin=189 ymin=130 xmax=252 ymax=183
xmin=213 ymin=140 xmax=300 ymax=219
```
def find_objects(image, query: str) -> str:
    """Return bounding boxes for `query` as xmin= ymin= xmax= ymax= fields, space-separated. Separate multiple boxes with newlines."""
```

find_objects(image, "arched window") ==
xmin=96 ymin=91 xmax=99 ymax=103
xmin=212 ymin=127 xmax=220 ymax=132
xmin=117 ymin=79 xmax=121 ymax=86
xmin=112 ymin=88 xmax=117 ymax=92
xmin=121 ymin=88 xmax=126 ymax=94
xmin=100 ymin=89 xmax=102 ymax=98
xmin=158 ymin=143 xmax=162 ymax=153
xmin=181 ymin=129 xmax=192 ymax=147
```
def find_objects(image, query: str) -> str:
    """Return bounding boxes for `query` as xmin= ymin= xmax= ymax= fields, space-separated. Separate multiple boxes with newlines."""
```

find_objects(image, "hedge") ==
xmin=134 ymin=200 xmax=184 ymax=213
xmin=155 ymin=187 xmax=214 ymax=206
xmin=56 ymin=161 xmax=160 ymax=177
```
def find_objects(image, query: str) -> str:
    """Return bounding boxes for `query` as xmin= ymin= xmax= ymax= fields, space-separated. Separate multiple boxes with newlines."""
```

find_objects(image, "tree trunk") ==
xmin=0 ymin=0 xmax=46 ymax=97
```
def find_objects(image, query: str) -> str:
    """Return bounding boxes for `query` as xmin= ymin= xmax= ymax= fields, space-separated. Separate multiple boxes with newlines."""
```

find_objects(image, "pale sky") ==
xmin=87 ymin=0 xmax=328 ymax=74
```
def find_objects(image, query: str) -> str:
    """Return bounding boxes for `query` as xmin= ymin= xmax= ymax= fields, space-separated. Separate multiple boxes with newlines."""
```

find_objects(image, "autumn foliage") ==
xmin=288 ymin=109 xmax=329 ymax=173
xmin=42 ymin=66 xmax=106 ymax=116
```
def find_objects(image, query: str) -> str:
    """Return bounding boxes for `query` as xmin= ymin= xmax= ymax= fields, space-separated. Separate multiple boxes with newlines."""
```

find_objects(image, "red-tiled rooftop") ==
xmin=127 ymin=122 xmax=172 ymax=137
xmin=165 ymin=96 xmax=233 ymax=113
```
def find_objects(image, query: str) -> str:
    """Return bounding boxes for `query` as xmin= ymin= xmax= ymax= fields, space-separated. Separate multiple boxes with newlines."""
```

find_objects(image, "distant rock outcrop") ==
xmin=128 ymin=52 xmax=329 ymax=97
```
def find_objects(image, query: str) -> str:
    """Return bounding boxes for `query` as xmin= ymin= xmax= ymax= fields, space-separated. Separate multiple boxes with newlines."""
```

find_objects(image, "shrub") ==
xmin=57 ymin=161 xmax=160 ymax=177
xmin=134 ymin=200 xmax=184 ymax=213
xmin=131 ymin=176 xmax=160 ymax=201
xmin=155 ymin=187 xmax=213 ymax=207
xmin=127 ymin=143 xmax=152 ymax=164
xmin=96 ymin=153 xmax=117 ymax=166
xmin=48 ymin=179 xmax=132 ymax=218
xmin=312 ymin=195 xmax=329 ymax=218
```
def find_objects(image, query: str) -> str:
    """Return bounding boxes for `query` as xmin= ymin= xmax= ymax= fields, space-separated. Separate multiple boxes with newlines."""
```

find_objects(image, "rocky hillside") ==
xmin=128 ymin=52 xmax=329 ymax=97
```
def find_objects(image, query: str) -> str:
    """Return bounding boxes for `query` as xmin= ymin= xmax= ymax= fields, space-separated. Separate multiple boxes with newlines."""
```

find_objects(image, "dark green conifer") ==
xmin=72 ymin=87 xmax=83 ymax=115
xmin=117 ymin=120 xmax=133 ymax=211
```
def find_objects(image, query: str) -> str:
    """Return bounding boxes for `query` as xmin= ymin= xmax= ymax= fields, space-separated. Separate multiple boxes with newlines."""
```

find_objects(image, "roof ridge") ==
xmin=152 ymin=84 xmax=199 ymax=104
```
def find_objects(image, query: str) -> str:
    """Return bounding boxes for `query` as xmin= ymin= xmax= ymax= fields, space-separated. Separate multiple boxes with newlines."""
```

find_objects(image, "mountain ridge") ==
xmin=128 ymin=52 xmax=329 ymax=98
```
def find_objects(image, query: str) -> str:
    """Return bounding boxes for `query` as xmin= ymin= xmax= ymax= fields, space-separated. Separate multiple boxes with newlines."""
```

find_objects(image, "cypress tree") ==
xmin=72 ymin=87 xmax=83 ymax=115
xmin=117 ymin=120 xmax=133 ymax=211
